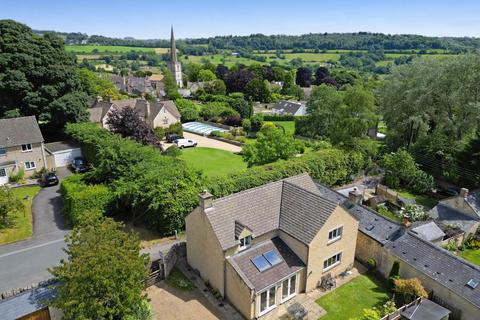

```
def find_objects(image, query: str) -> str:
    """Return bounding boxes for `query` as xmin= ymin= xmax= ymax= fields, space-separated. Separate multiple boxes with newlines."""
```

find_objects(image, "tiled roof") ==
xmin=205 ymin=174 xmax=338 ymax=250
xmin=227 ymin=237 xmax=305 ymax=292
xmin=385 ymin=232 xmax=480 ymax=308
xmin=0 ymin=116 xmax=44 ymax=148
xmin=400 ymin=298 xmax=451 ymax=320
xmin=411 ymin=221 xmax=445 ymax=242
xmin=272 ymin=100 xmax=304 ymax=115
xmin=315 ymin=183 xmax=403 ymax=244
xmin=0 ymin=286 xmax=56 ymax=320
xmin=44 ymin=141 xmax=80 ymax=153
xmin=429 ymin=203 xmax=479 ymax=233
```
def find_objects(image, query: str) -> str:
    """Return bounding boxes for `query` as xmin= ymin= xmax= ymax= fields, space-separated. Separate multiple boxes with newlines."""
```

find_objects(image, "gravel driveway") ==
xmin=166 ymin=132 xmax=242 ymax=153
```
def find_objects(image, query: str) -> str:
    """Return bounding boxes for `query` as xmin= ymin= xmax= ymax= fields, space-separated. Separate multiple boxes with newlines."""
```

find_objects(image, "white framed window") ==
xmin=281 ymin=273 xmax=297 ymax=302
xmin=25 ymin=161 xmax=36 ymax=170
xmin=163 ymin=117 xmax=168 ymax=124
xmin=0 ymin=148 xmax=6 ymax=156
xmin=328 ymin=226 xmax=343 ymax=244
xmin=239 ymin=235 xmax=252 ymax=251
xmin=258 ymin=285 xmax=276 ymax=316
xmin=21 ymin=144 xmax=32 ymax=152
xmin=323 ymin=252 xmax=342 ymax=272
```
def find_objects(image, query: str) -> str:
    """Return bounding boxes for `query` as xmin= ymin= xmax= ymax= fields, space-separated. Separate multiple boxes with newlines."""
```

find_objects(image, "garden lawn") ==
xmin=179 ymin=147 xmax=247 ymax=177
xmin=398 ymin=190 xmax=438 ymax=209
xmin=272 ymin=121 xmax=295 ymax=136
xmin=65 ymin=45 xmax=157 ymax=54
xmin=316 ymin=273 xmax=390 ymax=320
xmin=165 ymin=268 xmax=196 ymax=291
xmin=458 ymin=249 xmax=480 ymax=266
xmin=0 ymin=185 xmax=41 ymax=245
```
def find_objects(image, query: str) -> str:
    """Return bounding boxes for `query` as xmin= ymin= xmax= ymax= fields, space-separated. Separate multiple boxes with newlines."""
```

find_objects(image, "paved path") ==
xmin=168 ymin=132 xmax=242 ymax=153
xmin=0 ymin=168 xmax=70 ymax=293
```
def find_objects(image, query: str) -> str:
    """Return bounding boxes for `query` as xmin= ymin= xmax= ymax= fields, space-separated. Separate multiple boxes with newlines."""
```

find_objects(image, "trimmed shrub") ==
xmin=388 ymin=260 xmax=401 ymax=290
xmin=163 ymin=145 xmax=182 ymax=158
xmin=366 ymin=258 xmax=377 ymax=271
xmin=9 ymin=169 xmax=25 ymax=183
xmin=60 ymin=174 xmax=112 ymax=226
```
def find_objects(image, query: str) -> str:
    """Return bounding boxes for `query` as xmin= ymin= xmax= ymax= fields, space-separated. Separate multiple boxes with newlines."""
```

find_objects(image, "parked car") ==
xmin=175 ymin=138 xmax=197 ymax=149
xmin=42 ymin=172 xmax=59 ymax=187
xmin=436 ymin=186 xmax=459 ymax=197
xmin=71 ymin=157 xmax=88 ymax=173
xmin=166 ymin=133 xmax=184 ymax=143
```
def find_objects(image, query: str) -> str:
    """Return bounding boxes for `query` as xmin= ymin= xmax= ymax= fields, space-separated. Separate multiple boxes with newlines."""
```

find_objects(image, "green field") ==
xmin=459 ymin=249 xmax=480 ymax=266
xmin=316 ymin=273 xmax=390 ymax=320
xmin=272 ymin=121 xmax=295 ymax=136
xmin=179 ymin=147 xmax=247 ymax=177
xmin=66 ymin=45 xmax=168 ymax=54
xmin=0 ymin=185 xmax=41 ymax=245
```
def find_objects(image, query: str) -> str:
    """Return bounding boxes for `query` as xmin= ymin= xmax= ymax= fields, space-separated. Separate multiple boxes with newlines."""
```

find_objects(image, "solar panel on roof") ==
xmin=467 ymin=279 xmax=479 ymax=289
xmin=251 ymin=255 xmax=271 ymax=272
xmin=263 ymin=250 xmax=282 ymax=266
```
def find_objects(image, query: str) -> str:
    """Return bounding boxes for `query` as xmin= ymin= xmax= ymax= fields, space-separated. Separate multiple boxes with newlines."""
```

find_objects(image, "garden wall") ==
xmin=145 ymin=241 xmax=186 ymax=288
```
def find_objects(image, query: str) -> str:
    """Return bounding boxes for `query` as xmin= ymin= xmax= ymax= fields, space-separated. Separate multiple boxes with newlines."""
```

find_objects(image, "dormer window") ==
xmin=239 ymin=235 xmax=252 ymax=251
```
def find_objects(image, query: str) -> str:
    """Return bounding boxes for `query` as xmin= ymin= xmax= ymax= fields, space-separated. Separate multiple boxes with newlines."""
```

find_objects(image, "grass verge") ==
xmin=0 ymin=185 xmax=41 ymax=245
xmin=165 ymin=268 xmax=196 ymax=291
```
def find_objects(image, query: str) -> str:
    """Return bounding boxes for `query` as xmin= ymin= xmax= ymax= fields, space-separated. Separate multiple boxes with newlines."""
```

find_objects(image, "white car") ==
xmin=175 ymin=138 xmax=197 ymax=149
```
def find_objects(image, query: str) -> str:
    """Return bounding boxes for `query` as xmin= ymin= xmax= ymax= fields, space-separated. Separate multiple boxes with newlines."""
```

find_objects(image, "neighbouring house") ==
xmin=429 ymin=188 xmax=480 ymax=236
xmin=0 ymin=285 xmax=60 ymax=320
xmin=44 ymin=141 xmax=82 ymax=169
xmin=316 ymin=184 xmax=480 ymax=320
xmin=271 ymin=100 xmax=307 ymax=116
xmin=0 ymin=116 xmax=48 ymax=184
xmin=111 ymin=75 xmax=156 ymax=96
xmin=88 ymin=97 xmax=181 ymax=129
xmin=186 ymin=174 xmax=359 ymax=319
xmin=410 ymin=221 xmax=446 ymax=244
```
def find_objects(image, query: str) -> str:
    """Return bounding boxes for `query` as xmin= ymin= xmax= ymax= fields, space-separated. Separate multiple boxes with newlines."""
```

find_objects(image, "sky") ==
xmin=1 ymin=0 xmax=479 ymax=39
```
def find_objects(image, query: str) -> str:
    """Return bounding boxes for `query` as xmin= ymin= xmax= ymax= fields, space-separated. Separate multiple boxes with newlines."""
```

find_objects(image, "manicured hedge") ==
xmin=65 ymin=123 xmax=203 ymax=234
xmin=60 ymin=174 xmax=113 ymax=226
xmin=263 ymin=114 xmax=295 ymax=121
xmin=206 ymin=148 xmax=365 ymax=198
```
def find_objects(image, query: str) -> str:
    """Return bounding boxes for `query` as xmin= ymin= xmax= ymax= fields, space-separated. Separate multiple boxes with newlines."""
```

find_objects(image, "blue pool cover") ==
xmin=182 ymin=122 xmax=228 ymax=135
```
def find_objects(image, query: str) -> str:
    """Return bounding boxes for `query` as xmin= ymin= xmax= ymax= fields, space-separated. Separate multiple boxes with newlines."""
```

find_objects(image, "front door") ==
xmin=0 ymin=168 xmax=8 ymax=185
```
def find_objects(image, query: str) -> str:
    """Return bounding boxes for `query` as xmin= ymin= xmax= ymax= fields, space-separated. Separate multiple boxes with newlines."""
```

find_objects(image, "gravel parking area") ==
xmin=147 ymin=282 xmax=227 ymax=320
xmin=165 ymin=132 xmax=241 ymax=153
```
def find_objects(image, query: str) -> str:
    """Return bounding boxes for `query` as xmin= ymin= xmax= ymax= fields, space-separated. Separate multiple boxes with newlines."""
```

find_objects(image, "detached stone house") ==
xmin=0 ymin=116 xmax=47 ymax=184
xmin=429 ymin=188 xmax=480 ymax=236
xmin=186 ymin=174 xmax=359 ymax=319
xmin=88 ymin=97 xmax=181 ymax=129
xmin=271 ymin=100 xmax=307 ymax=116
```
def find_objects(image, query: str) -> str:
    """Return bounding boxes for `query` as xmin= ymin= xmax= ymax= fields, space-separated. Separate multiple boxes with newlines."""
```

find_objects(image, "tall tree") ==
xmin=0 ymin=20 xmax=88 ymax=127
xmin=244 ymin=79 xmax=271 ymax=103
xmin=106 ymin=106 xmax=163 ymax=149
xmin=0 ymin=186 xmax=24 ymax=226
xmin=49 ymin=216 xmax=149 ymax=320
xmin=295 ymin=67 xmax=312 ymax=87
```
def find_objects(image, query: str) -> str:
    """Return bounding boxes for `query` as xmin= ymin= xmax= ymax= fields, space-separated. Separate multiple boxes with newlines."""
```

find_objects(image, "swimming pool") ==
xmin=182 ymin=122 xmax=228 ymax=135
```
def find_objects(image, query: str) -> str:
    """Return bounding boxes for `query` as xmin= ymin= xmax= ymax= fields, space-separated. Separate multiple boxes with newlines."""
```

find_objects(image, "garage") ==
xmin=44 ymin=141 xmax=82 ymax=168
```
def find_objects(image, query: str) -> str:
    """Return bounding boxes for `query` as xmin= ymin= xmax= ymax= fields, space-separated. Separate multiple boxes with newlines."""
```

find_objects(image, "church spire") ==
xmin=170 ymin=25 xmax=177 ymax=63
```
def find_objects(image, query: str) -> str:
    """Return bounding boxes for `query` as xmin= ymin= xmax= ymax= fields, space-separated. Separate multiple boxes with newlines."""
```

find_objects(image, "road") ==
xmin=0 ymin=168 xmax=70 ymax=293
xmin=165 ymin=132 xmax=242 ymax=153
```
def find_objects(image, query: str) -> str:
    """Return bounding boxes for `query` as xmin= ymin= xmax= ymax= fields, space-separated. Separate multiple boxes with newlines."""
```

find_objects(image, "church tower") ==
xmin=169 ymin=26 xmax=183 ymax=87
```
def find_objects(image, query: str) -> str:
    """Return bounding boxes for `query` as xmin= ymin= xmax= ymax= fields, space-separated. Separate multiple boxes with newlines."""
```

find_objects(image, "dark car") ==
xmin=437 ymin=186 xmax=459 ymax=197
xmin=71 ymin=157 xmax=88 ymax=173
xmin=42 ymin=172 xmax=59 ymax=186
xmin=166 ymin=133 xmax=184 ymax=143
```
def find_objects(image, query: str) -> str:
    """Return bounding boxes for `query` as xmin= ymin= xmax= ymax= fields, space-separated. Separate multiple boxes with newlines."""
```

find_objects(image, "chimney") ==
xmin=460 ymin=188 xmax=469 ymax=198
xmin=402 ymin=216 xmax=411 ymax=227
xmin=348 ymin=188 xmax=363 ymax=205
xmin=95 ymin=96 xmax=102 ymax=104
xmin=145 ymin=101 xmax=151 ymax=121
xmin=108 ymin=96 xmax=113 ymax=103
xmin=199 ymin=190 xmax=213 ymax=212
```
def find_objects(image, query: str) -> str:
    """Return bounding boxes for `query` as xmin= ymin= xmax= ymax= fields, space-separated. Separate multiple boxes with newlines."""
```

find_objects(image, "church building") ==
xmin=169 ymin=26 xmax=183 ymax=87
